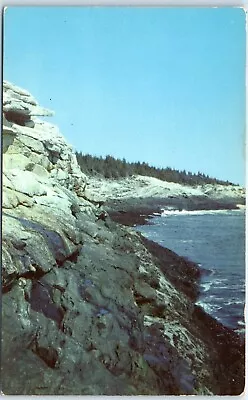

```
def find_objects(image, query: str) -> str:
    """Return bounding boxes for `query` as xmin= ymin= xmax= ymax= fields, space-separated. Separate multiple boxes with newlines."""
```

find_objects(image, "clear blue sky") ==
xmin=4 ymin=6 xmax=246 ymax=185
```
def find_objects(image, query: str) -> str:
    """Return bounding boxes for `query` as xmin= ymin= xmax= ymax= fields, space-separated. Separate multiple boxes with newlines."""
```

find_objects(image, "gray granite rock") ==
xmin=1 ymin=81 xmax=244 ymax=396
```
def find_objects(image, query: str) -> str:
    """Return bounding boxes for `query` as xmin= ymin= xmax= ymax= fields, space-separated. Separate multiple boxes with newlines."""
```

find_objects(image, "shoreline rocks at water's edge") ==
xmin=86 ymin=175 xmax=245 ymax=226
xmin=138 ymin=235 xmax=245 ymax=395
xmin=2 ymin=80 xmax=245 ymax=395
xmin=88 ymin=174 xmax=245 ymax=213
xmin=107 ymin=188 xmax=245 ymax=395
xmin=109 ymin=215 xmax=245 ymax=394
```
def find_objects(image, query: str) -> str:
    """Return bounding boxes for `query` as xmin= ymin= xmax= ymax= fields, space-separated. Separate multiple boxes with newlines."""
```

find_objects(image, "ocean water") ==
xmin=136 ymin=209 xmax=245 ymax=333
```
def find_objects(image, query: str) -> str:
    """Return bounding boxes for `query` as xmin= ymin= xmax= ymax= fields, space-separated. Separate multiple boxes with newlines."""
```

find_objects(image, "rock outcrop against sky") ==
xmin=1 ymin=81 xmax=244 ymax=395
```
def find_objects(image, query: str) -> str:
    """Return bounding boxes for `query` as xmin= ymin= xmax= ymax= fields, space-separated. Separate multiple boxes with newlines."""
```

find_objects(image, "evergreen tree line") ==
xmin=76 ymin=152 xmax=234 ymax=186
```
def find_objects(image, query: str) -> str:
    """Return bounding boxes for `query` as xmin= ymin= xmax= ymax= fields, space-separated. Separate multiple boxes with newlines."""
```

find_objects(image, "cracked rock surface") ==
xmin=1 ymin=81 xmax=244 ymax=395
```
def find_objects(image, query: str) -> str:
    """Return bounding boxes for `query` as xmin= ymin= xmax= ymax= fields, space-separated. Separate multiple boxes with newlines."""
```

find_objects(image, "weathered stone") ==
xmin=18 ymin=134 xmax=45 ymax=154
xmin=1 ymin=81 xmax=244 ymax=396
xmin=3 ymin=80 xmax=54 ymax=117
xmin=32 ymin=164 xmax=49 ymax=178
xmin=3 ymin=153 xmax=32 ymax=171
xmin=3 ymin=187 xmax=34 ymax=209
xmin=4 ymin=170 xmax=47 ymax=197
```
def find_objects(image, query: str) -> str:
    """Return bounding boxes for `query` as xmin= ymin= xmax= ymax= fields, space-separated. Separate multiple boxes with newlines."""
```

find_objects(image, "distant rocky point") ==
xmin=87 ymin=175 xmax=245 ymax=225
xmin=88 ymin=174 xmax=245 ymax=202
xmin=2 ymin=80 xmax=244 ymax=395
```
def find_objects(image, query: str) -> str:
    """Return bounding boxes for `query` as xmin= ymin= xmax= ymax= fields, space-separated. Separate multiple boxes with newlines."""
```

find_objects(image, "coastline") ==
xmin=109 ymin=202 xmax=245 ymax=394
xmin=3 ymin=81 xmax=245 ymax=395
xmin=106 ymin=194 xmax=244 ymax=226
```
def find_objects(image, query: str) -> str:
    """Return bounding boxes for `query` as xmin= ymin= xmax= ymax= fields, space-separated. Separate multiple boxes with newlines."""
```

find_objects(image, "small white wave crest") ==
xmin=200 ymin=281 xmax=214 ymax=292
xmin=196 ymin=300 xmax=222 ymax=314
xmin=223 ymin=299 xmax=244 ymax=306
xmin=160 ymin=209 xmax=240 ymax=217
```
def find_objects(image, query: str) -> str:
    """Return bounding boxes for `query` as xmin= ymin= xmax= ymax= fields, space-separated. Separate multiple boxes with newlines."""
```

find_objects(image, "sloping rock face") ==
xmin=1 ymin=81 xmax=244 ymax=395
xmin=87 ymin=175 xmax=245 ymax=202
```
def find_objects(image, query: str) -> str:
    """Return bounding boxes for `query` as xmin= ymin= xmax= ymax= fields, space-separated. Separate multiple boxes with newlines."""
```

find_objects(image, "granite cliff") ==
xmin=1 ymin=81 xmax=244 ymax=395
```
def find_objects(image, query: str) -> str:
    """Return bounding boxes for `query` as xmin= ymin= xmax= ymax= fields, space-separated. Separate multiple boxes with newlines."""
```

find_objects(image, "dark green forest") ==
xmin=76 ymin=152 xmax=233 ymax=186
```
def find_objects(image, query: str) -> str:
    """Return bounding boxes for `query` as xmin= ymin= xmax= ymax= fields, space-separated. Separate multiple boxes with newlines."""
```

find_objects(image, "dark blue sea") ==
xmin=136 ymin=209 xmax=245 ymax=334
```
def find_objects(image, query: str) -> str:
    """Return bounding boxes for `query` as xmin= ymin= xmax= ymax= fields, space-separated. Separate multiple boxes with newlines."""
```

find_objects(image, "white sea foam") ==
xmin=214 ymin=286 xmax=228 ymax=290
xmin=160 ymin=208 xmax=243 ymax=217
xmin=200 ymin=281 xmax=214 ymax=292
xmin=196 ymin=300 xmax=222 ymax=314
xmin=235 ymin=328 xmax=245 ymax=335
xmin=212 ymin=279 xmax=229 ymax=289
xmin=224 ymin=300 xmax=244 ymax=306
xmin=195 ymin=301 xmax=212 ymax=314
xmin=214 ymin=278 xmax=228 ymax=284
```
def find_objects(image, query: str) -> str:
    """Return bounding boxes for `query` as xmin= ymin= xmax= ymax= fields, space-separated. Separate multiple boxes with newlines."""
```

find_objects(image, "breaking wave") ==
xmin=160 ymin=208 xmax=243 ymax=217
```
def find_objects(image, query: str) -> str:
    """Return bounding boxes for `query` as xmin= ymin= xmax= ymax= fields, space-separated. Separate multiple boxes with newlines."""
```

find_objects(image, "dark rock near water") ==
xmin=191 ymin=306 xmax=245 ymax=395
xmin=107 ymin=195 xmax=242 ymax=226
xmin=3 ymin=200 xmax=245 ymax=395
xmin=140 ymin=236 xmax=202 ymax=302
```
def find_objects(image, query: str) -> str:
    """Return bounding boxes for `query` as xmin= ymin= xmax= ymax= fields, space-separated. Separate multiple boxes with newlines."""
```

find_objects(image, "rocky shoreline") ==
xmin=2 ymin=81 xmax=245 ymax=395
xmin=106 ymin=194 xmax=244 ymax=226
xmin=110 ymin=207 xmax=245 ymax=395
